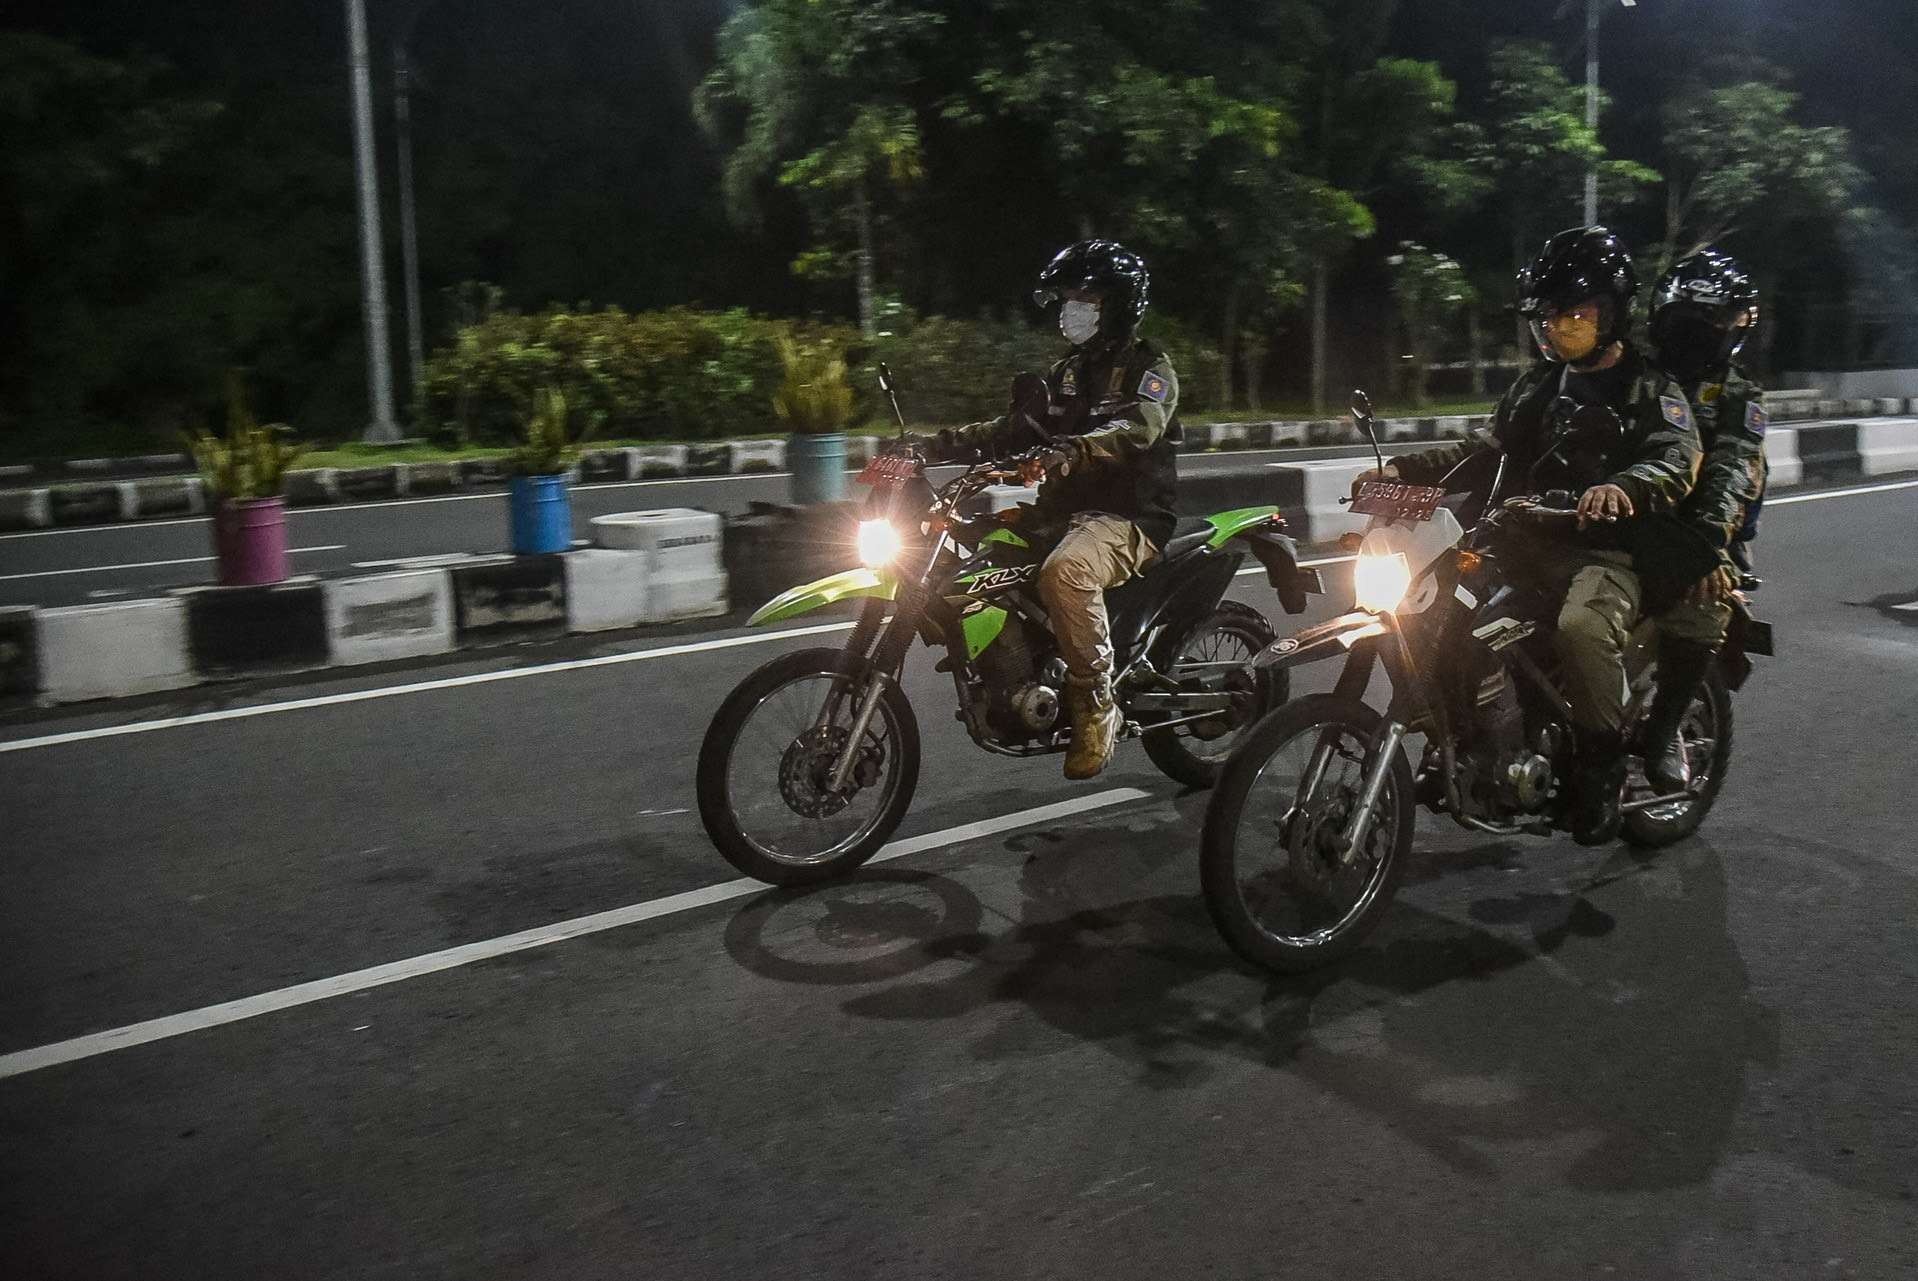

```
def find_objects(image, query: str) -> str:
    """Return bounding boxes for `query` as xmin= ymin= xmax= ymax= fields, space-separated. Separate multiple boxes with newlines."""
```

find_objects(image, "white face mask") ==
xmin=1059 ymin=299 xmax=1102 ymax=345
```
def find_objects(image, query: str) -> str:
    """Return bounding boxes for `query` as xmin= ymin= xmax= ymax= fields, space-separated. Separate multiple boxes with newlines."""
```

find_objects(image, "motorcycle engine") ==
xmin=978 ymin=620 xmax=1062 ymax=739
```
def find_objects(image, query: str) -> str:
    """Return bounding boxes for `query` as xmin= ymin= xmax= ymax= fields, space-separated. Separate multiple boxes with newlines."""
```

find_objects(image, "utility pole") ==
xmin=395 ymin=42 xmax=425 ymax=402
xmin=347 ymin=0 xmax=401 ymax=443
xmin=1584 ymin=0 xmax=1600 ymax=225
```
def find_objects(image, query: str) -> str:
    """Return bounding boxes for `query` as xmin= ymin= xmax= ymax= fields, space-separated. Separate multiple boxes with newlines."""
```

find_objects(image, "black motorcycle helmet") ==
xmin=1032 ymin=239 xmax=1150 ymax=335
xmin=1649 ymin=248 xmax=1761 ymax=382
xmin=1517 ymin=225 xmax=1639 ymax=363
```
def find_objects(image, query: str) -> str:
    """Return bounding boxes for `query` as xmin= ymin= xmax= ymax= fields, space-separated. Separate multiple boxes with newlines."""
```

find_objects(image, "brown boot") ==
xmin=1064 ymin=679 xmax=1121 ymax=780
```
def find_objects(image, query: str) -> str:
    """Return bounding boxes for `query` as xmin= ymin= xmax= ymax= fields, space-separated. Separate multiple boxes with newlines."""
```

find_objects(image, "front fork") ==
xmin=1294 ymin=638 xmax=1404 ymax=866
xmin=824 ymin=531 xmax=946 ymax=793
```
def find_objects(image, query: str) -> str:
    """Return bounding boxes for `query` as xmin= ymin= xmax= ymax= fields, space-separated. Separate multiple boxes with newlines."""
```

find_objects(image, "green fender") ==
xmin=748 ymin=566 xmax=898 ymax=626
xmin=1203 ymin=505 xmax=1282 ymax=548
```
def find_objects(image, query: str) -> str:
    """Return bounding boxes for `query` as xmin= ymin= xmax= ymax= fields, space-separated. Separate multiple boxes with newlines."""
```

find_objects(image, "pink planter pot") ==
xmin=213 ymin=496 xmax=290 ymax=586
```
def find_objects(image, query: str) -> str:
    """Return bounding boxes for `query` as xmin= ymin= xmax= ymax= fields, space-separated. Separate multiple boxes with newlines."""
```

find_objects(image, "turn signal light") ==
xmin=1337 ymin=531 xmax=1365 ymax=553
xmin=1455 ymin=550 xmax=1483 ymax=574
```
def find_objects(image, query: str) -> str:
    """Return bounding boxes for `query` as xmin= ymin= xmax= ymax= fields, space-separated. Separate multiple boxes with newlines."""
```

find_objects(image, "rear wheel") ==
xmin=697 ymin=647 xmax=920 ymax=886
xmin=1141 ymin=600 xmax=1282 ymax=789
xmin=1201 ymin=694 xmax=1413 ymax=973
xmin=1622 ymin=667 xmax=1733 ymax=847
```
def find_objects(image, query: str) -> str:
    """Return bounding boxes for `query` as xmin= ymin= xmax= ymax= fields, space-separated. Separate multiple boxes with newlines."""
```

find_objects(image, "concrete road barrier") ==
xmin=178 ymin=580 xmax=330 ymax=675
xmin=1763 ymin=428 xmax=1803 ymax=488
xmin=0 ymin=605 xmax=38 ymax=699
xmin=35 ymin=597 xmax=194 ymax=701
xmin=729 ymin=440 xmax=786 ymax=473
xmin=132 ymin=476 xmax=205 ymax=518
xmin=1859 ymin=419 xmax=1918 ymax=476
xmin=562 ymin=549 xmax=651 ymax=632
xmin=0 ymin=487 xmax=51 ymax=530
xmin=632 ymin=446 xmax=687 ymax=478
xmin=592 ymin=508 xmax=727 ymax=622
xmin=449 ymin=554 xmax=568 ymax=639
xmin=323 ymin=569 xmax=455 ymax=666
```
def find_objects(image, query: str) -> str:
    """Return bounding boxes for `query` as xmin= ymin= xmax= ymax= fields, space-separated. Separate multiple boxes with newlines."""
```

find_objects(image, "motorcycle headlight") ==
xmin=1353 ymin=550 xmax=1411 ymax=614
xmin=856 ymin=519 xmax=903 ymax=568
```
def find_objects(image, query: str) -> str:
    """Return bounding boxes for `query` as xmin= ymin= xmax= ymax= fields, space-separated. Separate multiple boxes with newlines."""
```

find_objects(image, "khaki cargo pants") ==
xmin=1038 ymin=512 xmax=1159 ymax=689
xmin=1654 ymin=592 xmax=1733 ymax=648
xmin=1514 ymin=544 xmax=1643 ymax=734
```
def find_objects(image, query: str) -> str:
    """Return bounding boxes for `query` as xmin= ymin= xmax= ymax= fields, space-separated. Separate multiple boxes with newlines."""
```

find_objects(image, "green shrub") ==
xmin=772 ymin=335 xmax=856 ymax=434
xmin=506 ymin=386 xmax=584 ymax=476
xmin=184 ymin=372 xmax=304 ymax=500
xmin=419 ymin=304 xmax=1224 ymax=442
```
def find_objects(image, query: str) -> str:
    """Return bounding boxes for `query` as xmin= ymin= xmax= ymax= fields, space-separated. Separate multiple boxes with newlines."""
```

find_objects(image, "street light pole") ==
xmin=1584 ymin=0 xmax=1601 ymax=225
xmin=394 ymin=42 xmax=425 ymax=404
xmin=346 ymin=0 xmax=401 ymax=443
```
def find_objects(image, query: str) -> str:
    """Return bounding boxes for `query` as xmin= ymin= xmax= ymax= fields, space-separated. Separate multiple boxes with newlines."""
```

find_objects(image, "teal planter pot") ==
xmin=788 ymin=432 xmax=847 ymax=506
xmin=509 ymin=474 xmax=573 ymax=554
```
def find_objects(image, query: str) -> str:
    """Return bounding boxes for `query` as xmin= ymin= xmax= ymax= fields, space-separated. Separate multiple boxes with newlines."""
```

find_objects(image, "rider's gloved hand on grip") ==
xmin=1018 ymin=446 xmax=1075 ymax=486
xmin=1575 ymin=483 xmax=1634 ymax=529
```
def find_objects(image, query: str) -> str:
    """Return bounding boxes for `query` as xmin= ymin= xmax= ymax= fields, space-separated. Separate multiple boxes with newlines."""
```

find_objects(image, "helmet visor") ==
xmin=1532 ymin=300 xmax=1604 ymax=362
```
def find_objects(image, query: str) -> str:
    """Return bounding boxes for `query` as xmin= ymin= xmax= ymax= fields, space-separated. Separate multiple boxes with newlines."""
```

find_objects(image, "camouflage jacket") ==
xmin=920 ymin=335 xmax=1181 ymax=547
xmin=1392 ymin=346 xmax=1702 ymax=522
xmin=1679 ymin=366 xmax=1768 ymax=552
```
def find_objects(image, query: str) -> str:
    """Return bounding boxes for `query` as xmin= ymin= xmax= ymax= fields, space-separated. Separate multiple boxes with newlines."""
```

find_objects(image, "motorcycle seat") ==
xmin=1157 ymin=517 xmax=1218 ymax=564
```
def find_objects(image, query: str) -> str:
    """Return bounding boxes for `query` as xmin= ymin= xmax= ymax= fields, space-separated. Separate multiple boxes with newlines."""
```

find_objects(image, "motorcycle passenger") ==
xmin=1638 ymin=248 xmax=1768 ymax=794
xmin=1356 ymin=226 xmax=1702 ymax=844
xmin=902 ymin=239 xmax=1181 ymax=780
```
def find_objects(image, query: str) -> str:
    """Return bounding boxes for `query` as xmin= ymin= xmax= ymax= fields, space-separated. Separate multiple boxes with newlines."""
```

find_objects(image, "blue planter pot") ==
xmin=509 ymin=473 xmax=573 ymax=554
xmin=788 ymin=432 xmax=847 ymax=506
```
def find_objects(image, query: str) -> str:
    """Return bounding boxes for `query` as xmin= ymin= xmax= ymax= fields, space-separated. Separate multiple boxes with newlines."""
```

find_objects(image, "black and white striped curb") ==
xmin=7 ymin=392 xmax=1913 ymax=533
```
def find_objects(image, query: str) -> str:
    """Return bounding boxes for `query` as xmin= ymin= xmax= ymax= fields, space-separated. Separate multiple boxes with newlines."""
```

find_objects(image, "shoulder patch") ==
xmin=1745 ymin=400 xmax=1768 ymax=436
xmin=1137 ymin=370 xmax=1169 ymax=403
xmin=1659 ymin=394 xmax=1694 ymax=432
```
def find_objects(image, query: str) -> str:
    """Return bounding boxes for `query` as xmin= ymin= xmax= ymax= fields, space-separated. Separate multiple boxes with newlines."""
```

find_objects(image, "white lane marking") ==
xmin=0 ymin=788 xmax=1151 ymax=1080
xmin=1767 ymin=478 xmax=1918 ymax=505
xmin=0 ymin=545 xmax=345 ymax=582
xmin=0 ymin=621 xmax=858 ymax=755
xmin=1894 ymin=602 xmax=1918 ymax=612
xmin=1235 ymin=553 xmax=1355 ymax=577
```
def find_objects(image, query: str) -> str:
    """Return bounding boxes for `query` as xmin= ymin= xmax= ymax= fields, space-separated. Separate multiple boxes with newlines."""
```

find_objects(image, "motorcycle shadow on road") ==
xmin=721 ymin=801 xmax=1775 ymax=1191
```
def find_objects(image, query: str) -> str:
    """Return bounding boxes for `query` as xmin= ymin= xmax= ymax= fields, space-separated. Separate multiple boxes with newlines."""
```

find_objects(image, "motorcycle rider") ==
xmin=899 ymin=239 xmax=1181 ymax=780
xmin=1355 ymin=226 xmax=1702 ymax=844
xmin=1637 ymin=248 xmax=1768 ymax=794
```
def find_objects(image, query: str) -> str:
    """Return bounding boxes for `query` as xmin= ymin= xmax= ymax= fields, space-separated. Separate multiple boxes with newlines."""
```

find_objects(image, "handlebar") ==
xmin=1499 ymin=492 xmax=1581 ymax=521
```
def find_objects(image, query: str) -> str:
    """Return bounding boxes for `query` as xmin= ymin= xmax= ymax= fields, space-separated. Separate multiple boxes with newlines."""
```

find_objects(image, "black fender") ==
xmin=1252 ymin=611 xmax=1389 ymax=672
xmin=1718 ymin=596 xmax=1774 ymax=691
xmin=1236 ymin=525 xmax=1322 ymax=615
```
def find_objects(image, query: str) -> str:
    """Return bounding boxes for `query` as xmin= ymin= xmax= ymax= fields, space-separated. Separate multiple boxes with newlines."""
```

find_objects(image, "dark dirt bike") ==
xmin=1201 ymin=390 xmax=1775 ymax=973
xmin=697 ymin=372 xmax=1324 ymax=887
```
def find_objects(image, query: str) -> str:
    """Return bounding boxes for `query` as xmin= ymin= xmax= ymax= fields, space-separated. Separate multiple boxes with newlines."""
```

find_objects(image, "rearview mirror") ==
xmin=1350 ymin=388 xmax=1383 ymax=474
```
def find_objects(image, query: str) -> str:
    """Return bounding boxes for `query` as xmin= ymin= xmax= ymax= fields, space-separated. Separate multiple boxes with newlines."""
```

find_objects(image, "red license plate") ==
xmin=856 ymin=454 xmax=918 ymax=487
xmin=1349 ymin=480 xmax=1446 ymax=521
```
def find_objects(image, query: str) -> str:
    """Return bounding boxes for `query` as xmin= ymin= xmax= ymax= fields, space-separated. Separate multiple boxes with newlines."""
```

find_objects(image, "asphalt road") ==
xmin=0 ymin=444 xmax=1390 ymax=608
xmin=2 ymin=478 xmax=1915 ymax=1279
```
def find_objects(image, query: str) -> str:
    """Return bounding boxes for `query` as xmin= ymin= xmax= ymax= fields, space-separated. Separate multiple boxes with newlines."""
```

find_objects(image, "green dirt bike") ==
xmin=697 ymin=375 xmax=1323 ymax=886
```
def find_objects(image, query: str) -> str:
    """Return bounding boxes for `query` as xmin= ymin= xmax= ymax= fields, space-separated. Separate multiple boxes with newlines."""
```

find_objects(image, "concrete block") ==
xmin=1270 ymin=458 xmax=1377 ymax=545
xmin=285 ymin=468 xmax=340 ymax=506
xmin=0 ymin=464 xmax=32 ymax=481
xmin=590 ymin=508 xmax=726 ymax=622
xmin=1209 ymin=422 xmax=1250 ymax=451
xmin=684 ymin=444 xmax=731 ymax=476
xmin=36 ymin=597 xmax=194 ymax=702
xmin=132 ymin=476 xmax=205 ymax=518
xmin=0 ymin=487 xmax=51 ymax=530
xmin=1794 ymin=422 xmax=1862 ymax=481
xmin=459 ymin=457 xmax=509 ymax=487
xmin=0 ymin=606 xmax=39 ymax=701
xmin=449 ymin=554 xmax=567 ymax=639
xmin=577 ymin=448 xmax=635 ymax=482
xmin=1268 ymin=420 xmax=1307 ymax=447
xmin=134 ymin=452 xmax=191 ymax=472
xmin=1844 ymin=398 xmax=1876 ymax=417
xmin=1816 ymin=399 xmax=1845 ymax=420
xmin=1875 ymin=398 xmax=1902 ymax=417
xmin=47 ymin=483 xmax=122 ymax=526
xmin=632 ymin=446 xmax=688 ymax=478
xmin=177 ymin=579 xmax=329 ymax=674
xmin=401 ymin=461 xmax=463 ymax=495
xmin=1435 ymin=416 xmax=1471 ymax=440
xmin=729 ymin=439 xmax=787 ymax=473
xmin=1380 ymin=418 xmax=1421 ymax=443
xmin=562 ymin=549 xmax=650 ymax=632
xmin=1762 ymin=428 xmax=1802 ymax=489
xmin=323 ymin=569 xmax=455 ymax=665
xmin=334 ymin=465 xmax=402 ymax=502
xmin=1859 ymin=420 xmax=1918 ymax=476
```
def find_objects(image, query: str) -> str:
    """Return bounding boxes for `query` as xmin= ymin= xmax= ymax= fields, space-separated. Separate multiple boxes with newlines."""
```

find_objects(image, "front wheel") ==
xmin=1201 ymin=694 xmax=1414 ymax=973
xmin=1622 ymin=666 xmax=1733 ymax=847
xmin=1141 ymin=600 xmax=1282 ymax=790
xmin=697 ymin=647 xmax=920 ymax=886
